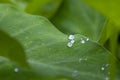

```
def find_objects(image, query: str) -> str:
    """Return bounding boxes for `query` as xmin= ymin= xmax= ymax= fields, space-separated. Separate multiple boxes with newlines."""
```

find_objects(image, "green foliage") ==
xmin=51 ymin=0 xmax=106 ymax=41
xmin=4 ymin=0 xmax=63 ymax=18
xmin=84 ymin=0 xmax=120 ymax=27
xmin=25 ymin=0 xmax=62 ymax=19
xmin=0 ymin=0 xmax=119 ymax=80
xmin=0 ymin=30 xmax=28 ymax=67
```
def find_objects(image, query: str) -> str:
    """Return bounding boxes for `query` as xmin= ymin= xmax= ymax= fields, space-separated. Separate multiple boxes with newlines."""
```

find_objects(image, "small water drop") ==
xmin=70 ymin=39 xmax=75 ymax=43
xmin=14 ymin=67 xmax=19 ymax=72
xmin=86 ymin=38 xmax=89 ymax=41
xmin=80 ymin=37 xmax=89 ymax=44
xmin=72 ymin=70 xmax=78 ymax=77
xmin=80 ymin=39 xmax=85 ymax=44
xmin=105 ymin=64 xmax=109 ymax=67
xmin=68 ymin=35 xmax=75 ymax=40
xmin=105 ymin=77 xmax=109 ymax=80
xmin=79 ymin=58 xmax=83 ymax=63
xmin=67 ymin=42 xmax=73 ymax=47
xmin=101 ymin=67 xmax=105 ymax=71
xmin=79 ymin=58 xmax=88 ymax=63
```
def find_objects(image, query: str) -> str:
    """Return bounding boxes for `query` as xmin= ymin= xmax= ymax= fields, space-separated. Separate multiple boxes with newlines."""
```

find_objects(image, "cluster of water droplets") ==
xmin=67 ymin=35 xmax=110 ymax=80
xmin=80 ymin=37 xmax=89 ymax=44
xmin=67 ymin=34 xmax=89 ymax=47
xmin=100 ymin=64 xmax=110 ymax=80
xmin=101 ymin=64 xmax=109 ymax=71
xmin=67 ymin=35 xmax=75 ymax=47
xmin=79 ymin=57 xmax=88 ymax=63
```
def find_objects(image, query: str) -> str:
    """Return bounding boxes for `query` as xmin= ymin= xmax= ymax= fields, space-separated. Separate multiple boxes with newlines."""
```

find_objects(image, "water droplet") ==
xmin=80 ymin=37 xmax=89 ymax=44
xmin=86 ymin=38 xmax=89 ymax=41
xmin=70 ymin=39 xmax=75 ymax=43
xmin=105 ymin=64 xmax=109 ymax=67
xmin=68 ymin=35 xmax=75 ymax=40
xmin=67 ymin=42 xmax=73 ymax=47
xmin=79 ymin=58 xmax=88 ymax=63
xmin=72 ymin=70 xmax=78 ymax=77
xmin=80 ymin=39 xmax=85 ymax=44
xmin=101 ymin=67 xmax=105 ymax=71
xmin=101 ymin=64 xmax=109 ymax=71
xmin=14 ymin=67 xmax=19 ymax=72
xmin=79 ymin=58 xmax=83 ymax=63
xmin=105 ymin=77 xmax=109 ymax=80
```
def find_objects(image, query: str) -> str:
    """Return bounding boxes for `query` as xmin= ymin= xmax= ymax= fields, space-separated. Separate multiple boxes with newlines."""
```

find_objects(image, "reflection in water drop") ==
xmin=14 ymin=67 xmax=19 ymax=72
xmin=72 ymin=70 xmax=78 ymax=77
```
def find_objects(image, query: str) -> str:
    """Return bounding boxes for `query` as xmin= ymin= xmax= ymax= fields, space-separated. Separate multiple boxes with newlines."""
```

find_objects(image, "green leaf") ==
xmin=25 ymin=0 xmax=63 ymax=19
xmin=0 ymin=30 xmax=28 ymax=67
xmin=0 ymin=4 xmax=115 ymax=80
xmin=0 ymin=0 xmax=11 ymax=3
xmin=10 ymin=0 xmax=30 ymax=9
xmin=83 ymin=0 xmax=120 ymax=28
xmin=0 ymin=0 xmax=63 ymax=19
xmin=116 ymin=62 xmax=120 ymax=80
xmin=51 ymin=0 xmax=106 ymax=41
xmin=99 ymin=21 xmax=113 ymax=44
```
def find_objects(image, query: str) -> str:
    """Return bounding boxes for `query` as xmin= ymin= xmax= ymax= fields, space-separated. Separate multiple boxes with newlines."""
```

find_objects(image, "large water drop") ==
xmin=68 ymin=35 xmax=75 ymax=40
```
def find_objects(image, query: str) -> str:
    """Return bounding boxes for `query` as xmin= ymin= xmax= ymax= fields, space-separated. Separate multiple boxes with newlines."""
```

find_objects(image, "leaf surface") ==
xmin=0 ymin=4 xmax=114 ymax=80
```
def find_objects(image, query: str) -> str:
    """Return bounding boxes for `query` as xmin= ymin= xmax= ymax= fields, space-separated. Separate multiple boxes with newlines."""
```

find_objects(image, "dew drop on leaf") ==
xmin=72 ymin=70 xmax=78 ymax=77
xmin=105 ymin=77 xmax=109 ymax=80
xmin=101 ymin=66 xmax=105 ymax=71
xmin=68 ymin=35 xmax=75 ymax=40
xmin=14 ymin=67 xmax=19 ymax=72
xmin=79 ymin=58 xmax=87 ymax=63
xmin=105 ymin=64 xmax=109 ymax=67
xmin=80 ymin=39 xmax=85 ymax=44
xmin=80 ymin=37 xmax=89 ymax=44
xmin=67 ymin=42 xmax=73 ymax=47
xmin=79 ymin=58 xmax=83 ymax=63
xmin=101 ymin=64 xmax=109 ymax=71
xmin=86 ymin=38 xmax=89 ymax=41
xmin=70 ymin=40 xmax=75 ymax=44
